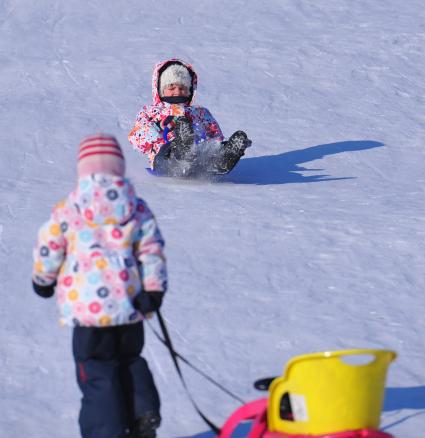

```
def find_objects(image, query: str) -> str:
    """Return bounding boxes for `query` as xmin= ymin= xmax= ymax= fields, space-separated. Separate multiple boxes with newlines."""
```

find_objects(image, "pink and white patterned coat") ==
xmin=128 ymin=59 xmax=224 ymax=166
xmin=32 ymin=174 xmax=167 ymax=327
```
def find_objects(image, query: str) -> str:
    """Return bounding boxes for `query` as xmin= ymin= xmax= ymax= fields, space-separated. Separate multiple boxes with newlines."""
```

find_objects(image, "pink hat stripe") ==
xmin=79 ymin=134 xmax=117 ymax=143
xmin=77 ymin=133 xmax=125 ymax=178
xmin=78 ymin=144 xmax=123 ymax=157
xmin=79 ymin=141 xmax=120 ymax=149
xmin=78 ymin=150 xmax=125 ymax=161
xmin=79 ymin=138 xmax=120 ymax=146
xmin=79 ymin=141 xmax=121 ymax=148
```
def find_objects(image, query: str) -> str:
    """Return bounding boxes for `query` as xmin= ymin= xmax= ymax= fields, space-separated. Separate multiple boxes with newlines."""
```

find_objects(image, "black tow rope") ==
xmin=151 ymin=310 xmax=246 ymax=435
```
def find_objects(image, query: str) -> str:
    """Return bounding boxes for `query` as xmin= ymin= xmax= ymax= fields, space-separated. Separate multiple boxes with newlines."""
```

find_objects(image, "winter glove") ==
xmin=32 ymin=280 xmax=56 ymax=298
xmin=134 ymin=291 xmax=164 ymax=316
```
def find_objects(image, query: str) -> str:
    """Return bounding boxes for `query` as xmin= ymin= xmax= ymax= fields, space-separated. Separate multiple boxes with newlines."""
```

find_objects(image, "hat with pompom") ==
xmin=159 ymin=63 xmax=192 ymax=96
xmin=77 ymin=134 xmax=125 ymax=177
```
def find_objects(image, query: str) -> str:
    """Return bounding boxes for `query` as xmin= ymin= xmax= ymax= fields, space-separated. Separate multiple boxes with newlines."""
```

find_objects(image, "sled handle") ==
xmin=218 ymin=398 xmax=268 ymax=438
xmin=163 ymin=126 xmax=171 ymax=144
xmin=254 ymin=377 xmax=277 ymax=391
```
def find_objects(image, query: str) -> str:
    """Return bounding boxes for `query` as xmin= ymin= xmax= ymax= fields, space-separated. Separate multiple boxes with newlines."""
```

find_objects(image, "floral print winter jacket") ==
xmin=128 ymin=58 xmax=224 ymax=166
xmin=32 ymin=174 xmax=167 ymax=327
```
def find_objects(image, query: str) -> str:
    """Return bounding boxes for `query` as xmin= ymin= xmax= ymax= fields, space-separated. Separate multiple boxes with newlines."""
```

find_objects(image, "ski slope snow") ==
xmin=1 ymin=0 xmax=425 ymax=437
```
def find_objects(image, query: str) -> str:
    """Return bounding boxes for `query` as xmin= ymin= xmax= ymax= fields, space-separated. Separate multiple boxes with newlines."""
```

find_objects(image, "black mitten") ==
xmin=174 ymin=117 xmax=194 ymax=145
xmin=32 ymin=280 xmax=56 ymax=298
xmin=134 ymin=291 xmax=164 ymax=315
xmin=171 ymin=117 xmax=195 ymax=161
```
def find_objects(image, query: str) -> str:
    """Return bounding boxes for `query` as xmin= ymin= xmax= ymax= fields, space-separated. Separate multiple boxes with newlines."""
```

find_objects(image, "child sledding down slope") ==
xmin=128 ymin=58 xmax=251 ymax=176
xmin=32 ymin=134 xmax=167 ymax=438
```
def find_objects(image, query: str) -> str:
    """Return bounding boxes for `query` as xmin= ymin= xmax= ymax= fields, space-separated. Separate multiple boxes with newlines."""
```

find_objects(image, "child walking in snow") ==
xmin=32 ymin=134 xmax=167 ymax=438
xmin=128 ymin=58 xmax=251 ymax=176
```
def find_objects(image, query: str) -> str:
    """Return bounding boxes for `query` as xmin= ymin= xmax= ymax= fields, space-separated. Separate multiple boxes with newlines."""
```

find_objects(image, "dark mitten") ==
xmin=134 ymin=291 xmax=164 ymax=315
xmin=171 ymin=117 xmax=195 ymax=161
xmin=32 ymin=280 xmax=56 ymax=298
xmin=174 ymin=117 xmax=194 ymax=145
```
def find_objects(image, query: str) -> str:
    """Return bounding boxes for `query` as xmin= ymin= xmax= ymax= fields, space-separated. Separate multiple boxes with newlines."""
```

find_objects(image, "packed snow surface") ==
xmin=1 ymin=0 xmax=425 ymax=436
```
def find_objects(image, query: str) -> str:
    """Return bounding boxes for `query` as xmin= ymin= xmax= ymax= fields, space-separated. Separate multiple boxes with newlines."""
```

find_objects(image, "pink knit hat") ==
xmin=77 ymin=134 xmax=125 ymax=177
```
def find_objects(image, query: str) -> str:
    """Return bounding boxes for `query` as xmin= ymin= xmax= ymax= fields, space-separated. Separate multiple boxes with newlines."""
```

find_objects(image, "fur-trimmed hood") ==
xmin=152 ymin=58 xmax=198 ymax=105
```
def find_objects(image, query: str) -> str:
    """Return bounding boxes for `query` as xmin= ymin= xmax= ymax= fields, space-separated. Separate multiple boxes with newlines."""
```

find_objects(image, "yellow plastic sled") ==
xmin=219 ymin=349 xmax=396 ymax=438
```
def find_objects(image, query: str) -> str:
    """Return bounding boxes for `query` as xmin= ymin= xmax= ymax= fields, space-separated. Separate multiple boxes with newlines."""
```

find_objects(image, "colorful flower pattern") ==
xmin=128 ymin=58 xmax=224 ymax=166
xmin=33 ymin=174 xmax=167 ymax=327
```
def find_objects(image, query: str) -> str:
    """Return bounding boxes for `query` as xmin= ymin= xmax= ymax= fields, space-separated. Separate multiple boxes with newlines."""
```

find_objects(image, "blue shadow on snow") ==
xmin=381 ymin=385 xmax=425 ymax=431
xmin=384 ymin=386 xmax=425 ymax=411
xmin=221 ymin=140 xmax=384 ymax=185
xmin=177 ymin=422 xmax=251 ymax=438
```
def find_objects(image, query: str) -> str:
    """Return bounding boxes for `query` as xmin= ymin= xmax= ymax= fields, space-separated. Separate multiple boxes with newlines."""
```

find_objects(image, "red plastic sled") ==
xmin=217 ymin=398 xmax=394 ymax=438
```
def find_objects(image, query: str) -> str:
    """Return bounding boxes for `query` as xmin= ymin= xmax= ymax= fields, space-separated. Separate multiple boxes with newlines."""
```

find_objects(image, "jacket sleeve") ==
xmin=32 ymin=204 xmax=67 ymax=288
xmin=128 ymin=107 xmax=166 ymax=155
xmin=192 ymin=107 xmax=224 ymax=142
xmin=205 ymin=108 xmax=224 ymax=141
xmin=134 ymin=201 xmax=167 ymax=293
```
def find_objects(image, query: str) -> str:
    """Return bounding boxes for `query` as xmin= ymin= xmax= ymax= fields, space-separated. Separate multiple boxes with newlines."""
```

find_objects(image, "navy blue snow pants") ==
xmin=72 ymin=322 xmax=160 ymax=438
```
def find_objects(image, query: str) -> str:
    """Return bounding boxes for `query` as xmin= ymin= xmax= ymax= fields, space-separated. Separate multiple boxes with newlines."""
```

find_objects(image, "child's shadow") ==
xmin=381 ymin=386 xmax=425 ymax=431
xmin=221 ymin=140 xmax=384 ymax=185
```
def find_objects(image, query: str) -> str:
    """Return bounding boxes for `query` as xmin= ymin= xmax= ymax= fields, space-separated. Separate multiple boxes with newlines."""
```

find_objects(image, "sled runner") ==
xmin=218 ymin=349 xmax=396 ymax=438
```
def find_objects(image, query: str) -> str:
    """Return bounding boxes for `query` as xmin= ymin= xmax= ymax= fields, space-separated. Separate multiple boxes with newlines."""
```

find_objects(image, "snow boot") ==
xmin=129 ymin=411 xmax=161 ymax=438
xmin=213 ymin=130 xmax=251 ymax=174
xmin=171 ymin=117 xmax=196 ymax=161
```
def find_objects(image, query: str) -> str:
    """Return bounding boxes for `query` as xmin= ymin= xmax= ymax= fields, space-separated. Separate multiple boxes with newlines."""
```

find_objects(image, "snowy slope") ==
xmin=1 ymin=0 xmax=425 ymax=437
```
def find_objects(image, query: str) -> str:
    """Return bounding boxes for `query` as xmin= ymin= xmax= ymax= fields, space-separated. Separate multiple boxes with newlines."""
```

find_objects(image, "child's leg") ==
xmin=118 ymin=322 xmax=161 ymax=433
xmin=213 ymin=131 xmax=251 ymax=174
xmin=72 ymin=326 xmax=129 ymax=438
xmin=153 ymin=143 xmax=197 ymax=177
xmin=152 ymin=144 xmax=176 ymax=174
